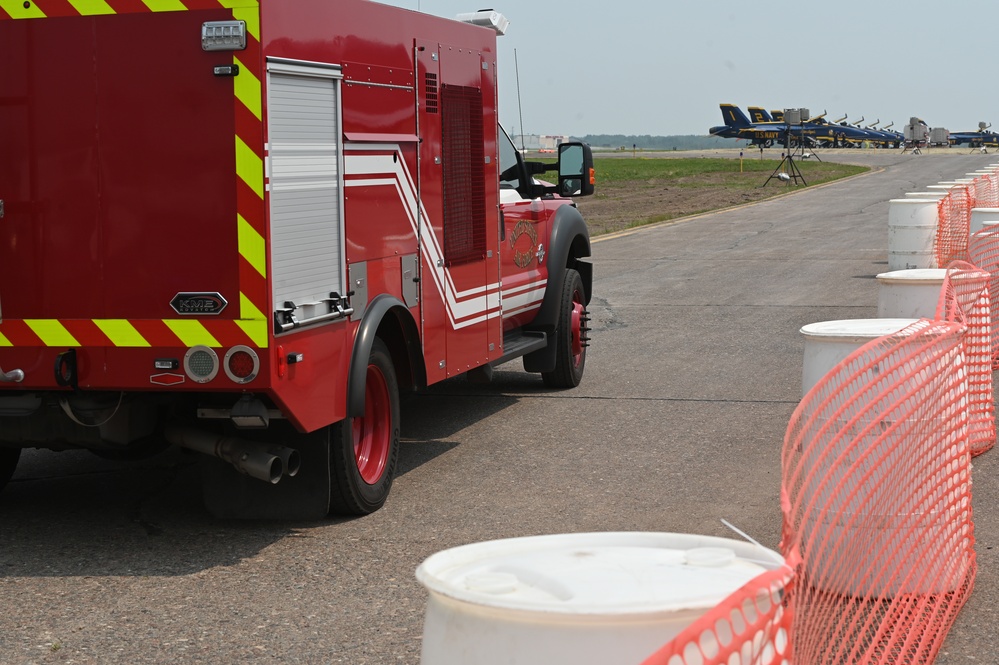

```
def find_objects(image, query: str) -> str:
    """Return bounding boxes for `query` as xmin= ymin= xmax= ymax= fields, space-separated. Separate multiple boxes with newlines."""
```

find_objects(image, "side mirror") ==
xmin=557 ymin=142 xmax=595 ymax=197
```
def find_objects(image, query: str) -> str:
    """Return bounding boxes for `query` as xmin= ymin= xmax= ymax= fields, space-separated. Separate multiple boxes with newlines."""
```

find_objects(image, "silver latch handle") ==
xmin=0 ymin=367 xmax=24 ymax=383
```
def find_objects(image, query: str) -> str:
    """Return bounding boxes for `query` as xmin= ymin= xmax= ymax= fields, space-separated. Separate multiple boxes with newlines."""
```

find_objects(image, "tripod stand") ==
xmin=763 ymin=127 xmax=807 ymax=187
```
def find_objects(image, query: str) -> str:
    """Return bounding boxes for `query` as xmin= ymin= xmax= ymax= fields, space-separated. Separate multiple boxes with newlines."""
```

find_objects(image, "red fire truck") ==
xmin=0 ymin=1 xmax=594 ymax=518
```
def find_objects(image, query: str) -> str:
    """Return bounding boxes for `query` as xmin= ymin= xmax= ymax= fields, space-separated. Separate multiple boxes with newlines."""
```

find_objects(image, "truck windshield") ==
xmin=498 ymin=126 xmax=521 ymax=191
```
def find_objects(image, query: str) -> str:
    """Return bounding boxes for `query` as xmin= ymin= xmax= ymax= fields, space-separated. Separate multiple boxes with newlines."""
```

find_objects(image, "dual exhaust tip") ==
xmin=165 ymin=425 xmax=301 ymax=484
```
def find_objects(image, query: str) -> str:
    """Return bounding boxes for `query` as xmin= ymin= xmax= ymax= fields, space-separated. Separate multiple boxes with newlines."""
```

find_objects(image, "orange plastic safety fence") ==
xmin=640 ymin=565 xmax=794 ymax=665
xmin=967 ymin=226 xmax=999 ymax=368
xmin=782 ymin=318 xmax=976 ymax=664
xmin=935 ymin=185 xmax=973 ymax=267
xmin=971 ymin=174 xmax=999 ymax=208
xmin=935 ymin=261 xmax=995 ymax=455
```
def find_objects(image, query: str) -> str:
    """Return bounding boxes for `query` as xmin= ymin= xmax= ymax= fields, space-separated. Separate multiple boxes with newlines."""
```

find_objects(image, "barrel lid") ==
xmin=416 ymin=532 xmax=778 ymax=616
xmin=875 ymin=268 xmax=948 ymax=284
xmin=800 ymin=318 xmax=918 ymax=341
xmin=889 ymin=198 xmax=940 ymax=203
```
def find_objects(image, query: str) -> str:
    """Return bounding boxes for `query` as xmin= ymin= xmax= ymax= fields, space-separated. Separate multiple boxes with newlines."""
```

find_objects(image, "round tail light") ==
xmin=224 ymin=345 xmax=259 ymax=384
xmin=184 ymin=346 xmax=219 ymax=383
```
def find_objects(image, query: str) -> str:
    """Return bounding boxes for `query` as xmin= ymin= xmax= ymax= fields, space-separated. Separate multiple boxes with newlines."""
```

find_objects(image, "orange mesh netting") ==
xmin=781 ymin=318 xmax=976 ymax=664
xmin=935 ymin=185 xmax=972 ymax=267
xmin=967 ymin=226 xmax=999 ymax=368
xmin=971 ymin=174 xmax=999 ymax=208
xmin=935 ymin=261 xmax=995 ymax=455
xmin=640 ymin=565 xmax=794 ymax=665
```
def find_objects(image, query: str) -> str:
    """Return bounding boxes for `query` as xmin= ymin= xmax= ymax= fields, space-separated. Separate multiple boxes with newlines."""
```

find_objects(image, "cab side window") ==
xmin=498 ymin=127 xmax=522 ymax=192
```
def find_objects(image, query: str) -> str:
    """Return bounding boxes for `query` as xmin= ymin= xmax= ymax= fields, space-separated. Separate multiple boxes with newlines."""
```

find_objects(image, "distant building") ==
xmin=512 ymin=134 xmax=571 ymax=152
xmin=512 ymin=134 xmax=541 ymax=150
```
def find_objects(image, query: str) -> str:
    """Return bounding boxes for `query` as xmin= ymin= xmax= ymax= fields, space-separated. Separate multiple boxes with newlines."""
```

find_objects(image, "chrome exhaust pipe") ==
xmin=273 ymin=446 xmax=301 ymax=478
xmin=165 ymin=425 xmax=298 ymax=484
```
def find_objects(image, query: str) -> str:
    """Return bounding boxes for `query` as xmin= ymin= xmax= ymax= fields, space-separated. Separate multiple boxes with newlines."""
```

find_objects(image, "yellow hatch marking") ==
xmin=238 ymin=214 xmax=266 ymax=278
xmin=140 ymin=0 xmax=188 ymax=11
xmin=237 ymin=296 xmax=269 ymax=347
xmin=232 ymin=5 xmax=259 ymax=40
xmin=25 ymin=320 xmax=79 ymax=347
xmin=218 ymin=0 xmax=261 ymax=8
xmin=66 ymin=0 xmax=116 ymax=16
xmin=233 ymin=56 xmax=262 ymax=120
xmin=164 ymin=320 xmax=220 ymax=347
xmin=236 ymin=136 xmax=264 ymax=200
xmin=0 ymin=0 xmax=46 ymax=18
xmin=94 ymin=320 xmax=151 ymax=347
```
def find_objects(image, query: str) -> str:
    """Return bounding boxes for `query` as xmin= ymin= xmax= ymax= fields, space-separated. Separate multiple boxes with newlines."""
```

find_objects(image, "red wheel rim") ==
xmin=570 ymin=293 xmax=585 ymax=368
xmin=352 ymin=364 xmax=391 ymax=484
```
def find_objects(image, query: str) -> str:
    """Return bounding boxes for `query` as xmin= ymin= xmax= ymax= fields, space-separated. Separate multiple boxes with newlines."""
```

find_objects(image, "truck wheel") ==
xmin=0 ymin=447 xmax=21 ymax=493
xmin=329 ymin=338 xmax=400 ymax=515
xmin=542 ymin=268 xmax=588 ymax=388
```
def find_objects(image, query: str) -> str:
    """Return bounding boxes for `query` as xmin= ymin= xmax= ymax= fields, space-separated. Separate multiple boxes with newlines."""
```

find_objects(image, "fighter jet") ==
xmin=949 ymin=123 xmax=999 ymax=148
xmin=747 ymin=107 xmax=776 ymax=123
xmin=709 ymin=104 xmax=788 ymax=148
xmin=807 ymin=115 xmax=883 ymax=148
xmin=711 ymin=104 xmax=869 ymax=149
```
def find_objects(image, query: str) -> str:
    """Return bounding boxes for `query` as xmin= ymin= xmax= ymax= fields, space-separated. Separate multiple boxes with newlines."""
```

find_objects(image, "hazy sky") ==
xmin=377 ymin=0 xmax=995 ymax=138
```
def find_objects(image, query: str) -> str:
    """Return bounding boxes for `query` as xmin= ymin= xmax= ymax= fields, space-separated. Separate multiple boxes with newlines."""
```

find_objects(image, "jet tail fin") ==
xmin=748 ymin=107 xmax=773 ymax=123
xmin=720 ymin=104 xmax=752 ymax=128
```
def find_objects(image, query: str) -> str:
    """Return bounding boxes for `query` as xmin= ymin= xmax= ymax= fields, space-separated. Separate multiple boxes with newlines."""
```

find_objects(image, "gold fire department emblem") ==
xmin=510 ymin=220 xmax=538 ymax=268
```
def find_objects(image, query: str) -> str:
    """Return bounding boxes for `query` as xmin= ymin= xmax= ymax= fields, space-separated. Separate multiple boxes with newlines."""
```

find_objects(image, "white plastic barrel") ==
xmin=876 ymin=268 xmax=947 ymax=318
xmin=416 ymin=532 xmax=784 ymax=665
xmin=904 ymin=191 xmax=947 ymax=199
xmin=970 ymin=207 xmax=999 ymax=234
xmin=798 ymin=319 xmax=969 ymax=597
xmin=888 ymin=199 xmax=938 ymax=270
xmin=801 ymin=318 xmax=918 ymax=394
xmin=926 ymin=184 xmax=961 ymax=191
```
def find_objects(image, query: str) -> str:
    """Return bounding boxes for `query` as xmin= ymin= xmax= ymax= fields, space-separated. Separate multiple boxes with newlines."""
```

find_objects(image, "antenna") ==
xmin=515 ymin=48 xmax=526 ymax=152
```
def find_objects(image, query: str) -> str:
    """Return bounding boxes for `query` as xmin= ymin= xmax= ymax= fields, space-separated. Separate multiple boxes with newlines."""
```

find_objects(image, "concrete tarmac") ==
xmin=1 ymin=150 xmax=996 ymax=663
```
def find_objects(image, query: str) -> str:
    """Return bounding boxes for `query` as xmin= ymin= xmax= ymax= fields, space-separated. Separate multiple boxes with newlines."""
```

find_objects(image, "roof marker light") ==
xmin=455 ymin=10 xmax=509 ymax=35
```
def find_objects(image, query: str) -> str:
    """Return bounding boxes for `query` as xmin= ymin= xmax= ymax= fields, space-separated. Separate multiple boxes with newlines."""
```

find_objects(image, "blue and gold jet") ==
xmin=949 ymin=123 xmax=999 ymax=148
xmin=709 ymin=104 xmax=788 ymax=147
xmin=710 ymin=104 xmax=901 ymax=148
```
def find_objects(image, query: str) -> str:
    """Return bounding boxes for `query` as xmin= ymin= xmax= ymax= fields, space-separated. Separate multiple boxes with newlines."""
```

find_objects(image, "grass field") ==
xmin=552 ymin=156 xmax=869 ymax=236
xmin=591 ymin=156 xmax=866 ymax=184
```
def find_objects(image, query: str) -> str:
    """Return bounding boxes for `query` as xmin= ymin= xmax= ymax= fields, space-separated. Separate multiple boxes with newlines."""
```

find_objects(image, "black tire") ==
xmin=542 ymin=268 xmax=588 ymax=389
xmin=0 ymin=447 xmax=21 ymax=493
xmin=329 ymin=338 xmax=400 ymax=515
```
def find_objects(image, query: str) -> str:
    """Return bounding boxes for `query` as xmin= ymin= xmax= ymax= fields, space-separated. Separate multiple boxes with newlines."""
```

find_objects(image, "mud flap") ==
xmin=200 ymin=424 xmax=331 ymax=520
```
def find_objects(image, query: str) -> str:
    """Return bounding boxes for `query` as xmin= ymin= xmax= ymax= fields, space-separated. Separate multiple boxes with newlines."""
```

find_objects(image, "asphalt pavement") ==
xmin=1 ymin=150 xmax=996 ymax=663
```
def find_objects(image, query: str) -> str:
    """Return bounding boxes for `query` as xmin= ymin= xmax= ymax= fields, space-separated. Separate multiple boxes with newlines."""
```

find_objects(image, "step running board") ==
xmin=493 ymin=331 xmax=548 ymax=367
